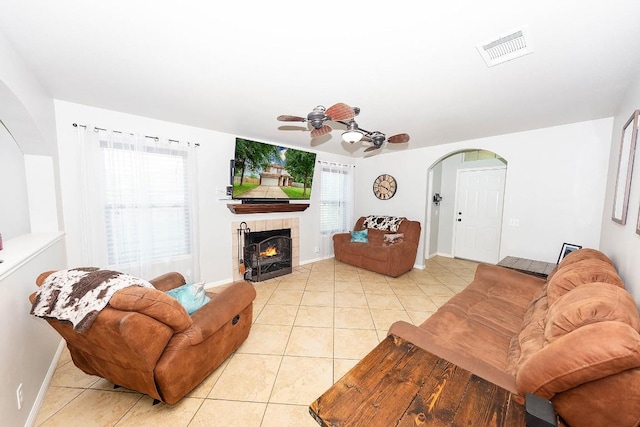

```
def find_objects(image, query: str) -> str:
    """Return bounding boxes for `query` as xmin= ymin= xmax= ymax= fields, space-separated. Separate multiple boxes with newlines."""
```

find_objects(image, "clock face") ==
xmin=373 ymin=174 xmax=397 ymax=200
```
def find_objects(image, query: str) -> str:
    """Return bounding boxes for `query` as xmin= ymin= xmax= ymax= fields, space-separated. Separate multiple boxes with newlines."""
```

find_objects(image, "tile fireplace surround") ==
xmin=231 ymin=218 xmax=300 ymax=282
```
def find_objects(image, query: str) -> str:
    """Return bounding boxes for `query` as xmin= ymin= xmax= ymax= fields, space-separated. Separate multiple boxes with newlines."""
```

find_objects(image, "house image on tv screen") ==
xmin=233 ymin=137 xmax=317 ymax=201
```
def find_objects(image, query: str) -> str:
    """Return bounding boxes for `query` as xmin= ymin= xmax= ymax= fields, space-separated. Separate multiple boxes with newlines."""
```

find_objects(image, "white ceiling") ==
xmin=2 ymin=1 xmax=640 ymax=156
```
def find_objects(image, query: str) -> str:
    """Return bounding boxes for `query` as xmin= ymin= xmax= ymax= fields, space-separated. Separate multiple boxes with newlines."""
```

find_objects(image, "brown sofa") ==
xmin=389 ymin=248 xmax=640 ymax=426
xmin=30 ymin=271 xmax=256 ymax=404
xmin=333 ymin=216 xmax=421 ymax=277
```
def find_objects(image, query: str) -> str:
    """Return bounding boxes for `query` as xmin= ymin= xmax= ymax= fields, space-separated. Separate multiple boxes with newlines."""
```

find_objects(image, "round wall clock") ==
xmin=373 ymin=174 xmax=397 ymax=200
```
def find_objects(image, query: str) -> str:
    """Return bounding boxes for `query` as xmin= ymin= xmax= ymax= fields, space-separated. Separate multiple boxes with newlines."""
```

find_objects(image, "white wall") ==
xmin=0 ymin=27 xmax=64 ymax=427
xmin=0 ymin=124 xmax=30 ymax=239
xmin=355 ymin=118 xmax=613 ymax=266
xmin=600 ymin=73 xmax=640 ymax=301
xmin=54 ymin=100 xmax=355 ymax=285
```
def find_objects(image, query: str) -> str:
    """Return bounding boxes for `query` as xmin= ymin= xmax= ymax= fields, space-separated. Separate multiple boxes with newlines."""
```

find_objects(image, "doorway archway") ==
xmin=425 ymin=149 xmax=508 ymax=263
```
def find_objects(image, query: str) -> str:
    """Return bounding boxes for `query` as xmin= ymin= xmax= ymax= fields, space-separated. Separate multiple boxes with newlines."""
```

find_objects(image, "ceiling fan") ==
xmin=277 ymin=102 xmax=409 ymax=153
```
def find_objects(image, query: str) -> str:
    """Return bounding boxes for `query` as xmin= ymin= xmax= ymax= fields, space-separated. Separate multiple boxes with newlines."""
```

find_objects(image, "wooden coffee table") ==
xmin=310 ymin=334 xmax=525 ymax=426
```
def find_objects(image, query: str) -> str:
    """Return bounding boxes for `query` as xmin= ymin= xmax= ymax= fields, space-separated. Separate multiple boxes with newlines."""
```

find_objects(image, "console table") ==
xmin=497 ymin=256 xmax=556 ymax=278
xmin=309 ymin=334 xmax=525 ymax=426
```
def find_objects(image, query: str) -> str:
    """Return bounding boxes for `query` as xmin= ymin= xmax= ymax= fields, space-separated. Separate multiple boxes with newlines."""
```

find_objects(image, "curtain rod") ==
xmin=72 ymin=123 xmax=199 ymax=147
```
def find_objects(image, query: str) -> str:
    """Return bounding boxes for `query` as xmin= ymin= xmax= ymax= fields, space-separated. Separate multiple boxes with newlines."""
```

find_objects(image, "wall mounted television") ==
xmin=232 ymin=137 xmax=317 ymax=203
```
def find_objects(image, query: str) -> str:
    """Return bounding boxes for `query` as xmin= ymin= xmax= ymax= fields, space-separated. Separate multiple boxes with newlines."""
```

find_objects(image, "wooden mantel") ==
xmin=226 ymin=203 xmax=310 ymax=214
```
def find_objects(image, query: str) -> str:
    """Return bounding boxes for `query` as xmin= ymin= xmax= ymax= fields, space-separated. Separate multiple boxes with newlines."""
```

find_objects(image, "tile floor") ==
xmin=34 ymin=256 xmax=478 ymax=427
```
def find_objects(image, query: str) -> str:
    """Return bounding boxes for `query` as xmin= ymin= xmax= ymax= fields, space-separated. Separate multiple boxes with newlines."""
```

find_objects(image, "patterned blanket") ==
xmin=30 ymin=267 xmax=154 ymax=333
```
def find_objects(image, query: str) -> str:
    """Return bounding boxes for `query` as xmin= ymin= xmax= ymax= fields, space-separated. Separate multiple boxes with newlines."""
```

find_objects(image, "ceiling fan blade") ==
xmin=310 ymin=124 xmax=332 ymax=138
xmin=364 ymin=145 xmax=381 ymax=152
xmin=277 ymin=115 xmax=306 ymax=122
xmin=325 ymin=103 xmax=355 ymax=121
xmin=387 ymin=133 xmax=410 ymax=143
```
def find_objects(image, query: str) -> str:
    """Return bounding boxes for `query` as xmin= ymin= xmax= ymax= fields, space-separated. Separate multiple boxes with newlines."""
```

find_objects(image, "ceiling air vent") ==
xmin=476 ymin=28 xmax=533 ymax=67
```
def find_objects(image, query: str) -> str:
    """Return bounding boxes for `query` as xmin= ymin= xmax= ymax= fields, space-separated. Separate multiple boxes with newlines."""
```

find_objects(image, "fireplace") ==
xmin=243 ymin=228 xmax=292 ymax=282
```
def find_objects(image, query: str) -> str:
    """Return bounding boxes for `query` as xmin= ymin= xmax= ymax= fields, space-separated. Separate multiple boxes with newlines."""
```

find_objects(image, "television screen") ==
xmin=233 ymin=138 xmax=317 ymax=202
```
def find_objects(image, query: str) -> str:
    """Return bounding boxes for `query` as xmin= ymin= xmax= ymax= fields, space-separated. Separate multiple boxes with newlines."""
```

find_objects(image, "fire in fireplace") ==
xmin=243 ymin=228 xmax=292 ymax=282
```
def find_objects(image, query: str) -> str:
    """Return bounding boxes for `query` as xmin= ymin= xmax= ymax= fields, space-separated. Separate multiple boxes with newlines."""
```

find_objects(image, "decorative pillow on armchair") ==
xmin=350 ymin=229 xmax=369 ymax=243
xmin=383 ymin=233 xmax=404 ymax=246
xmin=165 ymin=281 xmax=210 ymax=314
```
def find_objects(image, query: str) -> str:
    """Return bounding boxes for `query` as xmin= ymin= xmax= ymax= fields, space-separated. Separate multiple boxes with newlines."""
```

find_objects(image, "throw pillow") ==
xmin=165 ymin=281 xmax=210 ymax=315
xmin=362 ymin=215 xmax=405 ymax=232
xmin=383 ymin=233 xmax=404 ymax=246
xmin=350 ymin=229 xmax=368 ymax=243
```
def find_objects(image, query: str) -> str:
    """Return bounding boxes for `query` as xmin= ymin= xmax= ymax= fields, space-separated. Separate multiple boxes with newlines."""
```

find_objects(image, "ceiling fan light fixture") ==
xmin=342 ymin=129 xmax=364 ymax=143
xmin=342 ymin=119 xmax=364 ymax=143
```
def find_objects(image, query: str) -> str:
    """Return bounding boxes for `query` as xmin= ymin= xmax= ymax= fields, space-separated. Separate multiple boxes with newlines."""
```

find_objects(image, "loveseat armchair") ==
xmin=333 ymin=216 xmax=421 ymax=277
xmin=29 ymin=271 xmax=256 ymax=404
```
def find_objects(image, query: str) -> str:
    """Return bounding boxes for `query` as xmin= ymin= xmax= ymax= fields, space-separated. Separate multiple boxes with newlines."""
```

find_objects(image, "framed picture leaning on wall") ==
xmin=612 ymin=110 xmax=639 ymax=225
xmin=557 ymin=243 xmax=582 ymax=264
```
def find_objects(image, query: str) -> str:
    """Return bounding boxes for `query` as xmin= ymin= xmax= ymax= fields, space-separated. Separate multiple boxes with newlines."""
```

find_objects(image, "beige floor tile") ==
xmin=362 ymin=282 xmax=394 ymax=294
xmin=255 ymin=304 xmax=299 ymax=325
xmin=49 ymin=361 xmax=100 ymax=388
xmin=276 ymin=280 xmax=307 ymax=291
xmin=285 ymin=326 xmax=333 ymax=358
xmin=294 ymin=306 xmax=334 ymax=327
xmin=334 ymin=307 xmax=375 ymax=329
xmin=267 ymin=289 xmax=304 ymax=305
xmin=365 ymin=293 xmax=404 ymax=310
xmin=185 ymin=358 xmax=230 ymax=398
xmin=305 ymin=281 xmax=335 ymax=292
xmin=369 ymin=309 xmax=412 ymax=331
xmin=209 ymin=353 xmax=281 ymax=402
xmin=90 ymin=378 xmax=138 ymax=392
xmin=114 ymin=396 xmax=202 ymax=427
xmin=389 ymin=282 xmax=425 ymax=295
xmin=33 ymin=386 xmax=84 ymax=425
xmin=300 ymin=290 xmax=334 ymax=307
xmin=407 ymin=310 xmax=435 ymax=325
xmin=270 ymin=356 xmax=333 ymax=405
xmin=252 ymin=303 xmax=265 ymax=322
xmin=236 ymin=324 xmax=291 ymax=355
xmin=333 ymin=329 xmax=379 ymax=359
xmin=334 ymin=281 xmax=364 ymax=294
xmin=417 ymin=283 xmax=455 ymax=296
xmin=38 ymin=389 xmax=141 ymax=427
xmin=189 ymin=399 xmax=266 ymax=427
xmin=396 ymin=294 xmax=439 ymax=312
xmin=261 ymin=403 xmax=318 ymax=427
xmin=334 ymin=292 xmax=368 ymax=308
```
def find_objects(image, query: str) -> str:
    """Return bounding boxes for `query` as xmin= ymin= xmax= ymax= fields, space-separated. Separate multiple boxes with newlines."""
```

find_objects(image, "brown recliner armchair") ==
xmin=29 ymin=271 xmax=256 ymax=404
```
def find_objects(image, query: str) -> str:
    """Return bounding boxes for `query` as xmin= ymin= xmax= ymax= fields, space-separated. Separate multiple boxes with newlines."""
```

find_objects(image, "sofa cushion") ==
xmin=544 ymin=282 xmax=640 ymax=343
xmin=383 ymin=233 xmax=404 ymax=246
xmin=166 ymin=281 xmax=211 ymax=315
xmin=362 ymin=215 xmax=405 ymax=232
xmin=350 ymin=229 xmax=368 ymax=243
xmin=515 ymin=322 xmax=640 ymax=398
xmin=548 ymin=248 xmax=615 ymax=280
xmin=546 ymin=259 xmax=624 ymax=304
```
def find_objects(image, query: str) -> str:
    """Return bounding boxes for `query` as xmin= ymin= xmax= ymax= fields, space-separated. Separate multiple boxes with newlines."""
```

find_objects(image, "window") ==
xmin=319 ymin=162 xmax=354 ymax=235
xmin=101 ymin=141 xmax=192 ymax=265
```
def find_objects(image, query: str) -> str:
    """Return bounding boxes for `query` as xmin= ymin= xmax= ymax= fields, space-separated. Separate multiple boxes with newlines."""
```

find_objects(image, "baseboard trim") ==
xmin=27 ymin=338 xmax=65 ymax=427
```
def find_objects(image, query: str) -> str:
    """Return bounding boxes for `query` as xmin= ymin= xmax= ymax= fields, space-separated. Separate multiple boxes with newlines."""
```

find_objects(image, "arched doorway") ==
xmin=425 ymin=149 xmax=508 ymax=264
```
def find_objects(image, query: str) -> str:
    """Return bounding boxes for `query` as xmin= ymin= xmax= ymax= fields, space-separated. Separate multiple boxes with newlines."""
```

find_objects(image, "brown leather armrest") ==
xmin=149 ymin=272 xmax=186 ymax=291
xmin=180 ymin=281 xmax=256 ymax=345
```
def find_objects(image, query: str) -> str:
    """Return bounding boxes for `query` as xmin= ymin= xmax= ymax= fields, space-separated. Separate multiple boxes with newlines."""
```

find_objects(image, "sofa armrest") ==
xmin=149 ymin=272 xmax=186 ymax=291
xmin=178 ymin=281 xmax=257 ymax=345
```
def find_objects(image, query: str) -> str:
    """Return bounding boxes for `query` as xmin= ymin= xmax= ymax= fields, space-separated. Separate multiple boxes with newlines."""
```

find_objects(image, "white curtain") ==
xmin=318 ymin=161 xmax=355 ymax=258
xmin=78 ymin=126 xmax=200 ymax=281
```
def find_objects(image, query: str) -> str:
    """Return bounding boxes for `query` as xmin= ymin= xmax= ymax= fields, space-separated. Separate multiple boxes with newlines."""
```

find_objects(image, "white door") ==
xmin=453 ymin=168 xmax=506 ymax=263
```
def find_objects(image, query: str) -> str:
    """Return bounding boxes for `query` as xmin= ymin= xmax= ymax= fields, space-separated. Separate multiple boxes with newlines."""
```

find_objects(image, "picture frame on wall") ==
xmin=612 ymin=110 xmax=639 ymax=225
xmin=557 ymin=243 xmax=582 ymax=264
